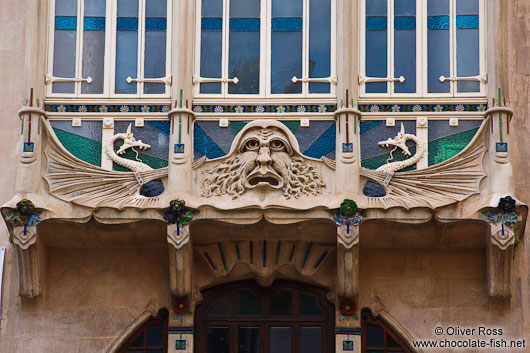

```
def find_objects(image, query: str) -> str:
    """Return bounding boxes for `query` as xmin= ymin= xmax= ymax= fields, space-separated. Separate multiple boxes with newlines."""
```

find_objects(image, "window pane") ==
xmin=387 ymin=333 xmax=402 ymax=348
xmin=228 ymin=0 xmax=260 ymax=94
xmin=456 ymin=0 xmax=479 ymax=92
xmin=270 ymin=327 xmax=291 ymax=353
xmin=200 ymin=0 xmax=223 ymax=94
xmin=209 ymin=294 xmax=231 ymax=317
xmin=394 ymin=0 xmax=416 ymax=93
xmin=239 ymin=291 xmax=261 ymax=316
xmin=300 ymin=294 xmax=323 ymax=316
xmin=365 ymin=0 xmax=387 ymax=93
xmin=427 ymin=0 xmax=450 ymax=93
xmin=366 ymin=324 xmax=384 ymax=348
xmin=146 ymin=323 xmax=164 ymax=347
xmin=53 ymin=29 xmax=77 ymax=93
xmin=129 ymin=334 xmax=144 ymax=347
xmin=84 ymin=0 xmax=105 ymax=16
xmin=82 ymin=14 xmax=105 ymax=94
xmin=309 ymin=0 xmax=331 ymax=93
xmin=115 ymin=0 xmax=138 ymax=94
xmin=144 ymin=0 xmax=167 ymax=95
xmin=238 ymin=327 xmax=259 ymax=353
xmin=300 ymin=327 xmax=322 ymax=353
xmin=208 ymin=326 xmax=230 ymax=353
xmin=270 ymin=291 xmax=292 ymax=315
xmin=271 ymin=0 xmax=302 ymax=94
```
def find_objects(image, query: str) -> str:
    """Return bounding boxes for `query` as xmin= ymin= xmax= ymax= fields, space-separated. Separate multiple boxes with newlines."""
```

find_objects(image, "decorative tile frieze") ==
xmin=191 ymin=104 xmax=337 ymax=114
xmin=44 ymin=104 xmax=172 ymax=113
xmin=359 ymin=103 xmax=487 ymax=113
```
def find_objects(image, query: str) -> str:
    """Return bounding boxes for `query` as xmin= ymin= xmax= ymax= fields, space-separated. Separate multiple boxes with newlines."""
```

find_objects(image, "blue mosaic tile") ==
xmin=191 ymin=104 xmax=336 ymax=114
xmin=44 ymin=104 xmax=171 ymax=113
xmin=358 ymin=103 xmax=487 ymax=113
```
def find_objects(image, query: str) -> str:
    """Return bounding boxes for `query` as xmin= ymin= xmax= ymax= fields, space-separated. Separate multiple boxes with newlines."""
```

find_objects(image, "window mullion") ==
xmin=264 ymin=0 xmax=271 ymax=97
xmin=138 ymin=0 xmax=146 ymax=96
xmin=302 ymin=0 xmax=309 ymax=96
xmin=104 ymin=0 xmax=113 ymax=97
xmin=450 ymin=0 xmax=456 ymax=96
xmin=75 ymin=0 xmax=84 ymax=96
xmin=388 ymin=0 xmax=394 ymax=96
xmin=222 ymin=0 xmax=230 ymax=97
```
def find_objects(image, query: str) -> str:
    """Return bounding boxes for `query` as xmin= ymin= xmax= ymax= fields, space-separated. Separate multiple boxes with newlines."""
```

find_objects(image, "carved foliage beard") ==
xmin=202 ymin=151 xmax=325 ymax=199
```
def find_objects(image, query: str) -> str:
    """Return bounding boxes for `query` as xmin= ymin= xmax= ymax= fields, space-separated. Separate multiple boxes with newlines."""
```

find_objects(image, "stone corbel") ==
xmin=486 ymin=221 xmax=515 ymax=298
xmin=168 ymin=223 xmax=193 ymax=297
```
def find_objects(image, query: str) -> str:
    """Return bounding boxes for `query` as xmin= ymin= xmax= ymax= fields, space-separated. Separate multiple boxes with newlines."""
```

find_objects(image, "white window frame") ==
xmin=193 ymin=0 xmax=337 ymax=99
xmin=359 ymin=0 xmax=486 ymax=99
xmin=46 ymin=0 xmax=172 ymax=99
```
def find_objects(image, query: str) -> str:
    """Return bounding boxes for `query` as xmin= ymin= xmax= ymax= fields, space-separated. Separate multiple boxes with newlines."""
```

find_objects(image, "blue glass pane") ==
xmin=144 ymin=31 xmax=166 ymax=94
xmin=118 ymin=0 xmax=138 ymax=17
xmin=228 ymin=32 xmax=260 ymax=94
xmin=271 ymin=31 xmax=302 ymax=93
xmin=300 ymin=327 xmax=322 ymax=353
xmin=84 ymin=0 xmax=105 ymax=16
xmin=427 ymin=29 xmax=450 ymax=93
xmin=56 ymin=0 xmax=77 ymax=16
xmin=53 ymin=30 xmax=76 ymax=93
xmin=81 ymin=30 xmax=105 ymax=93
xmin=365 ymin=30 xmax=387 ymax=93
xmin=427 ymin=16 xmax=449 ymax=29
xmin=394 ymin=16 xmax=415 ymax=29
xmin=146 ymin=18 xmax=167 ymax=30
xmin=309 ymin=0 xmax=330 ymax=91
xmin=457 ymin=0 xmax=478 ymax=14
xmin=117 ymin=17 xmax=139 ymax=30
xmin=146 ymin=0 xmax=166 ymax=17
xmin=456 ymin=28 xmax=480 ymax=92
xmin=83 ymin=17 xmax=105 ymax=30
xmin=309 ymin=83 xmax=330 ymax=93
xmin=366 ymin=17 xmax=387 ymax=30
xmin=55 ymin=17 xmax=77 ymax=30
xmin=272 ymin=0 xmax=302 ymax=17
xmin=271 ymin=18 xmax=302 ymax=31
xmin=394 ymin=0 xmax=415 ymax=16
xmin=456 ymin=15 xmax=478 ymax=29
xmin=394 ymin=30 xmax=415 ymax=93
xmin=231 ymin=0 xmax=260 ymax=17
xmin=427 ymin=0 xmax=449 ymax=16
xmin=200 ymin=31 xmax=222 ymax=92
xmin=229 ymin=18 xmax=260 ymax=31
xmin=202 ymin=0 xmax=223 ymax=17
xmin=202 ymin=17 xmax=222 ymax=31
xmin=366 ymin=0 xmax=387 ymax=16
xmin=200 ymin=83 xmax=222 ymax=94
xmin=115 ymin=31 xmax=138 ymax=93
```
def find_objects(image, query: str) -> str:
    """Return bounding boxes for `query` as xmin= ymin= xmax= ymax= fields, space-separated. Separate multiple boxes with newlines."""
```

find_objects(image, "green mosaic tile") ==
xmin=281 ymin=121 xmax=300 ymax=134
xmin=229 ymin=121 xmax=248 ymax=136
xmin=428 ymin=128 xmax=479 ymax=166
xmin=53 ymin=128 xmax=102 ymax=166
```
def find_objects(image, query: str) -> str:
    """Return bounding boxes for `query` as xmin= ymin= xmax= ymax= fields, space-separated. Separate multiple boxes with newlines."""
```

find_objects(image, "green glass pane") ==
xmin=209 ymin=294 xmax=231 ymax=317
xmin=300 ymin=294 xmax=323 ymax=316
xmin=367 ymin=324 xmax=384 ymax=348
xmin=270 ymin=291 xmax=292 ymax=315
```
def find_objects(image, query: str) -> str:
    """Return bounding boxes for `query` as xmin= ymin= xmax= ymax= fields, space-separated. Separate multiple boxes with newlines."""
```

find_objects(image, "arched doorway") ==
xmin=195 ymin=280 xmax=334 ymax=353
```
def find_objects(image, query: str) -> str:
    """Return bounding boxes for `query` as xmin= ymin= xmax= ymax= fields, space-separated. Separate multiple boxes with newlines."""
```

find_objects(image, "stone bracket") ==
xmin=337 ymin=224 xmax=359 ymax=248
xmin=487 ymin=222 xmax=514 ymax=298
xmin=168 ymin=224 xmax=192 ymax=297
xmin=11 ymin=225 xmax=43 ymax=298
xmin=337 ymin=243 xmax=359 ymax=298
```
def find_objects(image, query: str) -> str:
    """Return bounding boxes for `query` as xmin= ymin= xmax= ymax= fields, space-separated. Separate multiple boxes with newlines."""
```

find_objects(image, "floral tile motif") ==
xmin=192 ymin=104 xmax=337 ymax=114
xmin=359 ymin=103 xmax=488 ymax=113
xmin=44 ymin=104 xmax=172 ymax=113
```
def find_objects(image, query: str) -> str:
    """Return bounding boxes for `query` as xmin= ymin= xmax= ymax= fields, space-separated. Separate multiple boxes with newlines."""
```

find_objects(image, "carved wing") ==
xmin=361 ymin=120 xmax=487 ymax=209
xmin=43 ymin=121 xmax=168 ymax=209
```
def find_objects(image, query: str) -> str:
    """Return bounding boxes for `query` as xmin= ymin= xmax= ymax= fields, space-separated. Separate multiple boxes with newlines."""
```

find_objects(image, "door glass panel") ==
xmin=300 ymin=327 xmax=322 ymax=353
xmin=208 ymin=326 xmax=230 ymax=353
xmin=238 ymin=327 xmax=259 ymax=353
xmin=366 ymin=324 xmax=384 ymax=348
xmin=145 ymin=323 xmax=163 ymax=347
xmin=209 ymin=294 xmax=231 ymax=317
xmin=299 ymin=294 xmax=323 ymax=316
xmin=387 ymin=333 xmax=401 ymax=347
xmin=270 ymin=327 xmax=291 ymax=353
xmin=270 ymin=291 xmax=292 ymax=315
xmin=239 ymin=291 xmax=261 ymax=316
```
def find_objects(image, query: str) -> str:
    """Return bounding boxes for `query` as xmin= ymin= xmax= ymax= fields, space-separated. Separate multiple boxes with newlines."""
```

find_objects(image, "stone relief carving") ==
xmin=43 ymin=121 xmax=168 ymax=208
xmin=201 ymin=120 xmax=326 ymax=199
xmin=360 ymin=120 xmax=487 ymax=209
xmin=375 ymin=123 xmax=426 ymax=174
xmin=104 ymin=123 xmax=152 ymax=172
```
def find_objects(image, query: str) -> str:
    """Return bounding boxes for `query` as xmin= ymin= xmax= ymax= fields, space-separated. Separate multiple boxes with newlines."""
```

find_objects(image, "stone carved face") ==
xmin=202 ymin=120 xmax=325 ymax=199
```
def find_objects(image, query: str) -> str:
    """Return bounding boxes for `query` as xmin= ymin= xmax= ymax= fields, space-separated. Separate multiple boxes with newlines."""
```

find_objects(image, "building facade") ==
xmin=0 ymin=0 xmax=530 ymax=352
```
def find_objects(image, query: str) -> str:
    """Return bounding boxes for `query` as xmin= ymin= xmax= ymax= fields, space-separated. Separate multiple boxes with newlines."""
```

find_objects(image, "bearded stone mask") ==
xmin=200 ymin=120 xmax=326 ymax=199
